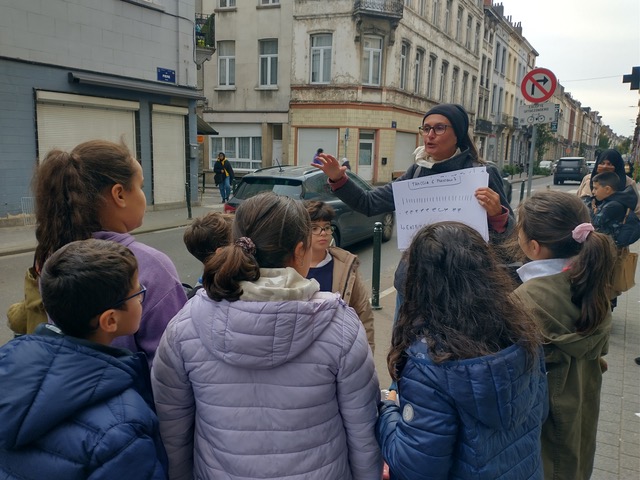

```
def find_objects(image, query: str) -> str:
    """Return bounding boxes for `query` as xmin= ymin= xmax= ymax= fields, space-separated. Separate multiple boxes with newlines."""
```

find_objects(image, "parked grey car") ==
xmin=224 ymin=166 xmax=394 ymax=248
xmin=553 ymin=157 xmax=589 ymax=184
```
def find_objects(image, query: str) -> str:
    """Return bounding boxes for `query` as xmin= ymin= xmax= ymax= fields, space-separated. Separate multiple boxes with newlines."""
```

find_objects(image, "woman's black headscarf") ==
xmin=589 ymin=149 xmax=626 ymax=191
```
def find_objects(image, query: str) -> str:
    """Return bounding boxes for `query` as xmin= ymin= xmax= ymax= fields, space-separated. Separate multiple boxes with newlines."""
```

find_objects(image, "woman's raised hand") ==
xmin=312 ymin=153 xmax=347 ymax=182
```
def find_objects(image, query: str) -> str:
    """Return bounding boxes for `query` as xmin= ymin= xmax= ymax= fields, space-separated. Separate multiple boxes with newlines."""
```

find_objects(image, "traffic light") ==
xmin=622 ymin=66 xmax=640 ymax=90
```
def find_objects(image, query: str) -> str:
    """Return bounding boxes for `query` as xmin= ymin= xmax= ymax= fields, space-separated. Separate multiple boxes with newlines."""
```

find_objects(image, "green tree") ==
xmin=598 ymin=131 xmax=610 ymax=150
xmin=535 ymin=124 xmax=554 ymax=162
xmin=618 ymin=137 xmax=631 ymax=155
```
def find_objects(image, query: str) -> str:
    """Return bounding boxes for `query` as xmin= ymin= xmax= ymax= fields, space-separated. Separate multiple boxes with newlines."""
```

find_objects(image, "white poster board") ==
xmin=391 ymin=167 xmax=489 ymax=249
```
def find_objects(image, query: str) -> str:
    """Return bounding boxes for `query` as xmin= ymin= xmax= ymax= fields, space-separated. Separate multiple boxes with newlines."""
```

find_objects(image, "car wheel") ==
xmin=381 ymin=213 xmax=394 ymax=242
xmin=553 ymin=178 xmax=558 ymax=185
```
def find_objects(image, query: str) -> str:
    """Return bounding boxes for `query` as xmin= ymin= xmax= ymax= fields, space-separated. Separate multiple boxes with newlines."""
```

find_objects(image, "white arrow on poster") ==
xmin=520 ymin=102 xmax=556 ymax=125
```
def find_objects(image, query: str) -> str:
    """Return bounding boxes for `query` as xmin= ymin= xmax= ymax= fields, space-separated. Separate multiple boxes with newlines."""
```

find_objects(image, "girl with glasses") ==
xmin=304 ymin=200 xmax=375 ymax=352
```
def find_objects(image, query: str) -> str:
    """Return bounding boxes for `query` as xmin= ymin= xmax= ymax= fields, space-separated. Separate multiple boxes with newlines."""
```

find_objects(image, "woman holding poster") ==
xmin=312 ymin=103 xmax=514 ymax=312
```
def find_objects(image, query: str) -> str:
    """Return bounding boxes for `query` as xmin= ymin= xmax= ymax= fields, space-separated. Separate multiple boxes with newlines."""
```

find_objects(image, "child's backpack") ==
xmin=615 ymin=208 xmax=640 ymax=247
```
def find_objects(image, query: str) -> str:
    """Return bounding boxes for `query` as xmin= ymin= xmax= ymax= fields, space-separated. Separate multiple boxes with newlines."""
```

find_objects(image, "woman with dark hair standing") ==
xmin=152 ymin=192 xmax=381 ymax=480
xmin=514 ymin=191 xmax=616 ymax=479
xmin=7 ymin=140 xmax=186 ymax=363
xmin=376 ymin=222 xmax=546 ymax=479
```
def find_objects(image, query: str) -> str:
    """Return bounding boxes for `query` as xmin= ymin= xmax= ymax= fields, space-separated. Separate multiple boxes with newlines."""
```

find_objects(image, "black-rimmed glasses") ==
xmin=418 ymin=124 xmax=451 ymax=135
xmin=311 ymin=225 xmax=335 ymax=235
xmin=108 ymin=284 xmax=147 ymax=309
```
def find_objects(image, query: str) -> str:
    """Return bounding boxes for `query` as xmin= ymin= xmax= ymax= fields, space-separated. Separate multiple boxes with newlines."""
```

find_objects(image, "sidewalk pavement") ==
xmin=1 ymin=189 xmax=638 ymax=478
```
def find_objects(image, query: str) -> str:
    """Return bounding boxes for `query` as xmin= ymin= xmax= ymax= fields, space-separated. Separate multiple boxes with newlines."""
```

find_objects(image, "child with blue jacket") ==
xmin=376 ymin=222 xmax=547 ymax=480
xmin=0 ymin=239 xmax=168 ymax=480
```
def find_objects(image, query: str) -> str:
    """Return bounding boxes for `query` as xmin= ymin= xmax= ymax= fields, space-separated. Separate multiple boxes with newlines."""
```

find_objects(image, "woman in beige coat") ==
xmin=304 ymin=201 xmax=375 ymax=352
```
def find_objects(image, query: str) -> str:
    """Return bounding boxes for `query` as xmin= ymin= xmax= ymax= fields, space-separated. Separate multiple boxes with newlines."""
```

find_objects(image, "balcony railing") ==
xmin=475 ymin=118 xmax=493 ymax=134
xmin=353 ymin=0 xmax=404 ymax=20
xmin=195 ymin=13 xmax=215 ymax=49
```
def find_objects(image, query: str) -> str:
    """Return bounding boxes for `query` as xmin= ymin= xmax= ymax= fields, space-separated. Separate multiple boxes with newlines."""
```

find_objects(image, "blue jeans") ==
xmin=219 ymin=176 xmax=231 ymax=201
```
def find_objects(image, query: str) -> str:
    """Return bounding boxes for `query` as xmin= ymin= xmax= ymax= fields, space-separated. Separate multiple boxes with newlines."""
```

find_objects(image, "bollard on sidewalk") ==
xmin=371 ymin=221 xmax=383 ymax=310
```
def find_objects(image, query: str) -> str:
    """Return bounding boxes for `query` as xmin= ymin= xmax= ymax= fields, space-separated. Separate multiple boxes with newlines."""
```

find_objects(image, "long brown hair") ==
xmin=33 ymin=140 xmax=137 ymax=270
xmin=517 ymin=191 xmax=616 ymax=334
xmin=387 ymin=222 xmax=540 ymax=381
xmin=203 ymin=192 xmax=311 ymax=301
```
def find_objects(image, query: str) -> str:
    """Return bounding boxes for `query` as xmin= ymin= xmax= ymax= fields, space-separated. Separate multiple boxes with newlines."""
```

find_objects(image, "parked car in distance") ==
xmin=553 ymin=157 xmax=589 ymax=185
xmin=586 ymin=160 xmax=596 ymax=170
xmin=224 ymin=166 xmax=394 ymax=248
xmin=539 ymin=160 xmax=553 ymax=170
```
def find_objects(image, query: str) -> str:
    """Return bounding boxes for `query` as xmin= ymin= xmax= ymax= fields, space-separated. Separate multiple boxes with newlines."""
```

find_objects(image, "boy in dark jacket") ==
xmin=586 ymin=171 xmax=639 ymax=246
xmin=0 ymin=239 xmax=168 ymax=480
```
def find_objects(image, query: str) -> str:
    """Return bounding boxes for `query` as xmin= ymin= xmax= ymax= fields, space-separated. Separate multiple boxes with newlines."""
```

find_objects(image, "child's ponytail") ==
xmin=568 ymin=226 xmax=616 ymax=334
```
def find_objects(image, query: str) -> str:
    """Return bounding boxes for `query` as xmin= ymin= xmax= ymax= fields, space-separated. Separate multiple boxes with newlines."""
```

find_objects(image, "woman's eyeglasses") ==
xmin=108 ymin=284 xmax=147 ymax=309
xmin=418 ymin=124 xmax=451 ymax=135
xmin=311 ymin=225 xmax=335 ymax=235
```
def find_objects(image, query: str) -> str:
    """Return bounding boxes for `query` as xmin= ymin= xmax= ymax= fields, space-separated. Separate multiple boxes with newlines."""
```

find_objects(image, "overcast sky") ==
xmin=499 ymin=0 xmax=640 ymax=138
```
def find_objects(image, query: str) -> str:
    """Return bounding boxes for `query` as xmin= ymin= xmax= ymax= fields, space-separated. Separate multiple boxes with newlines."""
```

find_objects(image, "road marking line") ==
xmin=380 ymin=286 xmax=396 ymax=298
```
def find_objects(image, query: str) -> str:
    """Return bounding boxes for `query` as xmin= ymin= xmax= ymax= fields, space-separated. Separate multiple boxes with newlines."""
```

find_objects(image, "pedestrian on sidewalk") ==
xmin=377 ymin=222 xmax=546 ymax=479
xmin=151 ymin=192 xmax=381 ymax=480
xmin=213 ymin=152 xmax=234 ymax=203
xmin=513 ymin=191 xmax=616 ymax=480
xmin=22 ymin=140 xmax=187 ymax=366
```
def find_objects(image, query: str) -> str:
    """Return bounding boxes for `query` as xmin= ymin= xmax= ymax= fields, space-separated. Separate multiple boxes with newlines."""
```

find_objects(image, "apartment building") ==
xmin=0 ymin=0 xmax=201 ymax=219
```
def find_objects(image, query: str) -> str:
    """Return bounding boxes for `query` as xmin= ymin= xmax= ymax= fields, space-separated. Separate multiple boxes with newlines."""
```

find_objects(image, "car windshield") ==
xmin=234 ymin=177 xmax=303 ymax=199
xmin=560 ymin=160 xmax=581 ymax=167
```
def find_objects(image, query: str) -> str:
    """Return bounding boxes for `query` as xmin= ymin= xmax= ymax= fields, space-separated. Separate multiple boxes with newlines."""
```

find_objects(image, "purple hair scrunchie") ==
xmin=234 ymin=236 xmax=256 ymax=256
xmin=572 ymin=223 xmax=594 ymax=244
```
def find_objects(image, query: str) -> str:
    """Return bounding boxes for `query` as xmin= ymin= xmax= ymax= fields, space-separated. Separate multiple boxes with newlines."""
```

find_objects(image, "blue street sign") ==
xmin=157 ymin=68 xmax=176 ymax=83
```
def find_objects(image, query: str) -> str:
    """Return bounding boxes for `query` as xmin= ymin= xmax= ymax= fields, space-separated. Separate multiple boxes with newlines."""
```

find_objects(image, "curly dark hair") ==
xmin=303 ymin=200 xmax=336 ymax=222
xmin=387 ymin=222 xmax=540 ymax=381
xmin=183 ymin=212 xmax=234 ymax=263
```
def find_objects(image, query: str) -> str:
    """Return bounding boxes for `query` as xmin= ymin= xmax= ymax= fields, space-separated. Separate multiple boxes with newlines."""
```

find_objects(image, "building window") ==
xmin=451 ymin=67 xmax=459 ymax=103
xmin=400 ymin=42 xmax=409 ymax=89
xmin=211 ymin=136 xmax=262 ymax=171
xmin=414 ymin=49 xmax=424 ymax=93
xmin=456 ymin=7 xmax=463 ymax=42
xmin=465 ymin=14 xmax=472 ymax=49
xmin=419 ymin=0 xmax=426 ymax=16
xmin=501 ymin=47 xmax=507 ymax=75
xmin=491 ymin=84 xmax=497 ymax=114
xmin=260 ymin=0 xmax=279 ymax=4
xmin=439 ymin=61 xmax=448 ymax=101
xmin=311 ymin=34 xmax=332 ymax=84
xmin=445 ymin=0 xmax=452 ymax=34
xmin=362 ymin=36 xmax=383 ymax=86
xmin=461 ymin=71 xmax=469 ymax=107
xmin=475 ymin=21 xmax=481 ymax=53
xmin=432 ymin=0 xmax=439 ymax=26
xmin=259 ymin=39 xmax=278 ymax=87
xmin=218 ymin=41 xmax=235 ymax=86
xmin=495 ymin=42 xmax=501 ymax=72
xmin=220 ymin=0 xmax=235 ymax=7
xmin=427 ymin=54 xmax=436 ymax=98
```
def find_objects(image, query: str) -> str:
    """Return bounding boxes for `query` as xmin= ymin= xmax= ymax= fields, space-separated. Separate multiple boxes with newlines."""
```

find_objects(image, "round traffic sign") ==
xmin=521 ymin=68 xmax=557 ymax=103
